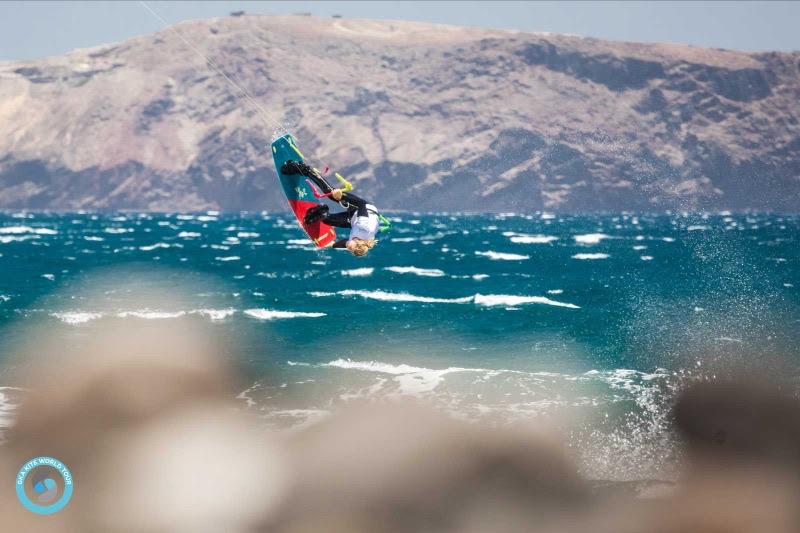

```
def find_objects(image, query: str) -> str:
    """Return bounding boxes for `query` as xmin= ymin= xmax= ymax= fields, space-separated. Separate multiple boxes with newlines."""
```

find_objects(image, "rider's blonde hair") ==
xmin=348 ymin=238 xmax=377 ymax=257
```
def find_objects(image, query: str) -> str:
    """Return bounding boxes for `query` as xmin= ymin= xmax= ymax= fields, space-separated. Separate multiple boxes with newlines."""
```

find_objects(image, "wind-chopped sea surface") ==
xmin=0 ymin=211 xmax=798 ymax=480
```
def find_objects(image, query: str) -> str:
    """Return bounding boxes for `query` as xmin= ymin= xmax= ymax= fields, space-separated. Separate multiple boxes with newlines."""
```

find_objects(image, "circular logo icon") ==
xmin=16 ymin=456 xmax=73 ymax=515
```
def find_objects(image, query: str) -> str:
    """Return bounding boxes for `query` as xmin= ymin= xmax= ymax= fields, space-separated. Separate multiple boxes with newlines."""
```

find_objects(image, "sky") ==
xmin=1 ymin=1 xmax=799 ymax=61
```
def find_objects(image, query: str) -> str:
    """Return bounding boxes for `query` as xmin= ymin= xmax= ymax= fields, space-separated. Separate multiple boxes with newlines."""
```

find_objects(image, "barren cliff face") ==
xmin=0 ymin=14 xmax=798 ymax=211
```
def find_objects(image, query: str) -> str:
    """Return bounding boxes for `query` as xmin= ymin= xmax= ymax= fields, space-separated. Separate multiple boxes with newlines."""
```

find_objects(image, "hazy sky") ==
xmin=1 ymin=1 xmax=799 ymax=61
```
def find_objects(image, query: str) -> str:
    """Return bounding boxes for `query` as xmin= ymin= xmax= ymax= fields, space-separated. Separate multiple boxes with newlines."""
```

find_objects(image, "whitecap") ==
xmin=472 ymin=274 xmax=489 ymax=281
xmin=244 ymin=309 xmax=326 ymax=320
xmin=324 ymin=358 xmax=489 ymax=395
xmin=84 ymin=236 xmax=105 ymax=242
xmin=390 ymin=237 xmax=416 ymax=243
xmin=52 ymin=311 xmax=102 ymax=325
xmin=574 ymin=233 xmax=609 ymax=244
xmin=105 ymin=227 xmax=133 ymax=234
xmin=341 ymin=267 xmax=374 ymax=277
xmin=139 ymin=243 xmax=170 ymax=251
xmin=327 ymin=290 xmax=579 ymax=309
xmin=42 ymin=274 xmax=55 ymax=281
xmin=572 ymin=253 xmax=610 ymax=260
xmin=287 ymin=239 xmax=312 ymax=245
xmin=475 ymin=251 xmax=529 ymax=261
xmin=178 ymin=231 xmax=201 ymax=238
xmin=0 ymin=235 xmax=38 ymax=244
xmin=215 ymin=256 xmax=241 ymax=262
xmin=547 ymin=289 xmax=563 ymax=295
xmin=0 ymin=226 xmax=57 ymax=235
xmin=237 ymin=232 xmax=260 ymax=238
xmin=640 ymin=256 xmax=654 ymax=261
xmin=325 ymin=359 xmax=431 ymax=375
xmin=337 ymin=289 xmax=473 ymax=304
xmin=473 ymin=294 xmax=580 ymax=309
xmin=504 ymin=233 xmax=558 ymax=244
xmin=117 ymin=310 xmax=186 ymax=319
xmin=384 ymin=266 xmax=445 ymax=277
xmin=191 ymin=308 xmax=236 ymax=320
xmin=687 ymin=225 xmax=709 ymax=231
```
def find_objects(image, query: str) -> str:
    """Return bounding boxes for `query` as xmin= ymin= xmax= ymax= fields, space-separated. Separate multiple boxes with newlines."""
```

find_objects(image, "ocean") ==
xmin=0 ymin=210 xmax=798 ymax=480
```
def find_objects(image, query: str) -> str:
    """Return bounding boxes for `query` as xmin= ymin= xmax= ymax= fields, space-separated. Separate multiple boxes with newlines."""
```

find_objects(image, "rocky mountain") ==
xmin=0 ymin=14 xmax=798 ymax=212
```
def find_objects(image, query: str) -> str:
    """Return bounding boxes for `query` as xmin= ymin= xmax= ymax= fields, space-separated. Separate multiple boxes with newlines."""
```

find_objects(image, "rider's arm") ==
xmin=283 ymin=161 xmax=334 ymax=193
xmin=307 ymin=171 xmax=334 ymax=194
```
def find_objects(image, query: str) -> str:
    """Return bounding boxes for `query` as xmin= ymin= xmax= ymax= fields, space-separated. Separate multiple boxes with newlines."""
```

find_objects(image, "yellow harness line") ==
xmin=335 ymin=173 xmax=353 ymax=192
xmin=309 ymin=168 xmax=354 ymax=194
xmin=291 ymin=134 xmax=352 ymax=193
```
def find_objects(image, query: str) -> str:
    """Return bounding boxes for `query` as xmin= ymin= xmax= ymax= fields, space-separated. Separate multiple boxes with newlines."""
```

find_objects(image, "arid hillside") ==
xmin=0 ymin=14 xmax=798 ymax=211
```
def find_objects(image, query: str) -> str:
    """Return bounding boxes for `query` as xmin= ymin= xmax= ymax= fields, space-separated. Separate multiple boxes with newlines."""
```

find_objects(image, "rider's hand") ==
xmin=331 ymin=189 xmax=343 ymax=201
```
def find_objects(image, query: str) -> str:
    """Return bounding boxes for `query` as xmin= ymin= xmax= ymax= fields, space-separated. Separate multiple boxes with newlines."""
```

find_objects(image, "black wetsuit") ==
xmin=281 ymin=160 xmax=374 ymax=248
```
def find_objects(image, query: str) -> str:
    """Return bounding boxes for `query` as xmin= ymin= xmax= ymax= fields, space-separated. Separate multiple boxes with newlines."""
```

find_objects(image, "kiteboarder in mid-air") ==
xmin=281 ymin=160 xmax=383 ymax=257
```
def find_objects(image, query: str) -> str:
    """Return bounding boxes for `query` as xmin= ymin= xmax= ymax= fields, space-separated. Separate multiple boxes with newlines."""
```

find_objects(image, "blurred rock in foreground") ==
xmin=1 ymin=303 xmax=800 ymax=531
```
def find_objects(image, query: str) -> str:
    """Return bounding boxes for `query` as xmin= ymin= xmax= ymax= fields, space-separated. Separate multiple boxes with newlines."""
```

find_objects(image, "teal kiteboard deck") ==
xmin=271 ymin=134 xmax=337 ymax=248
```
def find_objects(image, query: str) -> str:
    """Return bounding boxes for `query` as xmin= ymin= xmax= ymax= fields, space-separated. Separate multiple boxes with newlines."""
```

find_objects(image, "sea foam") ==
xmin=573 ymin=233 xmax=609 ymax=244
xmin=0 ymin=226 xmax=57 ymax=235
xmin=191 ymin=308 xmax=236 ymax=320
xmin=503 ymin=232 xmax=558 ymax=244
xmin=52 ymin=311 xmax=103 ymax=325
xmin=244 ymin=309 xmax=326 ymax=320
xmin=117 ymin=310 xmax=187 ymax=319
xmin=384 ymin=266 xmax=445 ymax=277
xmin=324 ymin=358 xmax=489 ymax=395
xmin=341 ymin=267 xmax=374 ymax=277
xmin=336 ymin=289 xmax=473 ymax=304
xmin=475 ymin=251 xmax=530 ymax=261
xmin=474 ymin=294 xmax=580 ymax=309
xmin=322 ymin=290 xmax=579 ymax=309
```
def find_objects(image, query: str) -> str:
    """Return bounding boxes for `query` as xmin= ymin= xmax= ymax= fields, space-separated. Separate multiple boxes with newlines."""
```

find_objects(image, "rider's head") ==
xmin=346 ymin=238 xmax=376 ymax=257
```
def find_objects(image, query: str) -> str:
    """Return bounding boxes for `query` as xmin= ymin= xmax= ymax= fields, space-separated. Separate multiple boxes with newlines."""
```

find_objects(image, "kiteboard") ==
xmin=271 ymin=134 xmax=337 ymax=248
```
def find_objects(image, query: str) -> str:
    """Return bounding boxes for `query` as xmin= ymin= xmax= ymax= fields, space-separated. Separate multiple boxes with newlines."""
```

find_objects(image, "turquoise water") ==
xmin=0 ymin=211 xmax=798 ymax=479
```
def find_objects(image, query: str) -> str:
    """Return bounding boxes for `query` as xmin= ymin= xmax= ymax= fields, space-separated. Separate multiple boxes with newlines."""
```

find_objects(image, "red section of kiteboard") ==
xmin=288 ymin=199 xmax=338 ymax=248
